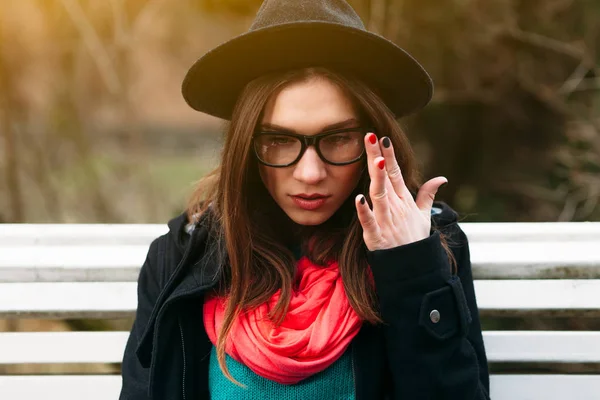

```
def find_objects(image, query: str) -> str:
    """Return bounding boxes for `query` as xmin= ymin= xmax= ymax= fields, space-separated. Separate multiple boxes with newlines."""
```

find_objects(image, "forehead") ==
xmin=260 ymin=77 xmax=358 ymax=133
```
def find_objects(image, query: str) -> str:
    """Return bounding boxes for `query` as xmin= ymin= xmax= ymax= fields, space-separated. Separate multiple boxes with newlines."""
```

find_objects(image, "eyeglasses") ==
xmin=252 ymin=127 xmax=368 ymax=167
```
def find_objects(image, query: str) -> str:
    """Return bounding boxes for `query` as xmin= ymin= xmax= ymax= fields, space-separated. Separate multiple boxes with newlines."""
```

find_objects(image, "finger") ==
xmin=415 ymin=177 xmax=448 ymax=213
xmin=355 ymin=194 xmax=381 ymax=243
xmin=380 ymin=136 xmax=412 ymax=200
xmin=364 ymin=132 xmax=382 ymax=186
xmin=369 ymin=156 xmax=391 ymax=222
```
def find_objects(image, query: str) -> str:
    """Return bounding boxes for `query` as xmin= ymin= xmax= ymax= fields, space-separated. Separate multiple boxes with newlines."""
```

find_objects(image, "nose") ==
xmin=292 ymin=146 xmax=327 ymax=184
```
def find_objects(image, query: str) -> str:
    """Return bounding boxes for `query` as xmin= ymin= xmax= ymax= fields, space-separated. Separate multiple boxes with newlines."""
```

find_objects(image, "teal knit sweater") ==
xmin=208 ymin=345 xmax=355 ymax=400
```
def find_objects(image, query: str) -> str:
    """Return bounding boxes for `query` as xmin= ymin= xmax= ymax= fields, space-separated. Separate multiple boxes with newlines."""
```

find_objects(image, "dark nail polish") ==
xmin=360 ymin=196 xmax=366 ymax=205
xmin=382 ymin=137 xmax=391 ymax=148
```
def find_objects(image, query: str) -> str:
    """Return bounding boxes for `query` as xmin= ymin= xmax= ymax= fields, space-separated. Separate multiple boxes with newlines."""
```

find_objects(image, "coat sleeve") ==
xmin=119 ymin=238 xmax=162 ymax=400
xmin=367 ymin=222 xmax=490 ymax=400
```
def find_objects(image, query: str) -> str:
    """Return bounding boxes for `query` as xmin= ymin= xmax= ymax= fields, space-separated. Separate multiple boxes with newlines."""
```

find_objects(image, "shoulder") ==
xmin=430 ymin=200 xmax=470 ymax=252
xmin=141 ymin=233 xmax=176 ymax=291
xmin=430 ymin=200 xmax=459 ymax=228
xmin=429 ymin=202 xmax=473 ymax=280
xmin=144 ymin=210 xmax=213 ymax=290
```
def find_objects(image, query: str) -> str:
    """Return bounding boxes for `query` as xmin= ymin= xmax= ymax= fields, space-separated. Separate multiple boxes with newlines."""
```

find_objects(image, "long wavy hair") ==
xmin=186 ymin=66 xmax=456 ymax=383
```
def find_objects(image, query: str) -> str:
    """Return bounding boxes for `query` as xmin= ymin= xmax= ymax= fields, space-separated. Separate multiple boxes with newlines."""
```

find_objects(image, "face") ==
xmin=257 ymin=77 xmax=363 ymax=226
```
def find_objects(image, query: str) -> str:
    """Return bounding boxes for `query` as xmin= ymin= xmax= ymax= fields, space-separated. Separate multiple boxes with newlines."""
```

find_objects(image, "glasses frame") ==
xmin=252 ymin=127 xmax=370 ymax=168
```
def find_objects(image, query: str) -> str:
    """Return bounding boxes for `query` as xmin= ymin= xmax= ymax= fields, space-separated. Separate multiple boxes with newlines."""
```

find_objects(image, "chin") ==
xmin=286 ymin=210 xmax=333 ymax=226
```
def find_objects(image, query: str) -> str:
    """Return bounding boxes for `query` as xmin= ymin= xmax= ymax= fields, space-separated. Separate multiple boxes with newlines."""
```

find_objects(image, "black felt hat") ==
xmin=182 ymin=0 xmax=433 ymax=120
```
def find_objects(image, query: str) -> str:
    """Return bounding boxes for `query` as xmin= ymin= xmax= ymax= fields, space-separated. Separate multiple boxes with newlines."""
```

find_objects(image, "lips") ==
xmin=290 ymin=194 xmax=331 ymax=211
xmin=293 ymin=193 xmax=329 ymax=200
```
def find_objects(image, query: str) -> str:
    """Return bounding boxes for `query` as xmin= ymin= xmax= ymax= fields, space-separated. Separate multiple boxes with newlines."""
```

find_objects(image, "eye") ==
xmin=322 ymin=133 xmax=353 ymax=145
xmin=271 ymin=136 xmax=291 ymax=145
xmin=336 ymin=135 xmax=351 ymax=142
xmin=257 ymin=133 xmax=296 ymax=147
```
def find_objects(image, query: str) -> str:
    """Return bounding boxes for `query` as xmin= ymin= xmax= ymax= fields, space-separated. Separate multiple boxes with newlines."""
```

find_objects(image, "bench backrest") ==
xmin=1 ymin=222 xmax=600 ymax=399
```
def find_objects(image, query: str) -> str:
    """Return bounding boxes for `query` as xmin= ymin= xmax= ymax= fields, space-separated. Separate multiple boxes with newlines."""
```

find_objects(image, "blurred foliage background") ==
xmin=1 ymin=0 xmax=600 ymax=377
xmin=2 ymin=0 xmax=599 ymax=224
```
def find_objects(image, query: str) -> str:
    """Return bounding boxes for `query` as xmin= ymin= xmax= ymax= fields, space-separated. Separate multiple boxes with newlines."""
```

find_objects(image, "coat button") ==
xmin=430 ymin=309 xmax=441 ymax=324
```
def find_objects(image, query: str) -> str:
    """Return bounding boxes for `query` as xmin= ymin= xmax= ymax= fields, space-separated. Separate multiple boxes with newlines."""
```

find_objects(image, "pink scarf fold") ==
xmin=203 ymin=256 xmax=362 ymax=384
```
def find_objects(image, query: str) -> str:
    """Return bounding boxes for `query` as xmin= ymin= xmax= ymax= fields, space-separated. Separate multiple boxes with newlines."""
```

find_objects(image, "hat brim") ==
xmin=182 ymin=22 xmax=433 ymax=120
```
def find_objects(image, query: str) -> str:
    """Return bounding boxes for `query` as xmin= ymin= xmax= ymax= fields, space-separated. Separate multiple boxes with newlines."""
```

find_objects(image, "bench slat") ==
xmin=2 ymin=241 xmax=600 ymax=282
xmin=491 ymin=375 xmax=600 ymax=399
xmin=0 ymin=246 xmax=148 ymax=282
xmin=0 ymin=282 xmax=137 ymax=318
xmin=2 ymin=281 xmax=600 ymax=318
xmin=0 ymin=224 xmax=166 ymax=246
xmin=0 ymin=376 xmax=122 ymax=399
xmin=460 ymin=222 xmax=600 ymax=242
xmin=484 ymin=331 xmax=600 ymax=362
xmin=470 ymin=242 xmax=600 ymax=279
xmin=2 ymin=223 xmax=600 ymax=282
xmin=476 ymin=280 xmax=600 ymax=312
xmin=0 ymin=332 xmax=128 ymax=364
xmin=1 ymin=375 xmax=599 ymax=400
xmin=2 ymin=331 xmax=600 ymax=364
xmin=3 ymin=222 xmax=599 ymax=244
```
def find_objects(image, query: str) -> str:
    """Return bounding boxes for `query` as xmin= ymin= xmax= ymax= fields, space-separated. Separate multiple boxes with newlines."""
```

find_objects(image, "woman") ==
xmin=120 ymin=0 xmax=490 ymax=399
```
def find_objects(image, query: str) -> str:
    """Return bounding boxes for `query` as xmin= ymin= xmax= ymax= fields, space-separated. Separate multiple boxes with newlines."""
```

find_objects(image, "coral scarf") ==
xmin=203 ymin=256 xmax=362 ymax=384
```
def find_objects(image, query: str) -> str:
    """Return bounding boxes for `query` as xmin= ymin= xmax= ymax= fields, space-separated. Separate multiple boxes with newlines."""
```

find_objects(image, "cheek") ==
xmin=258 ymin=165 xmax=267 ymax=186
xmin=258 ymin=165 xmax=270 ymax=191
xmin=258 ymin=165 xmax=281 ymax=194
xmin=348 ymin=163 xmax=364 ymax=184
xmin=334 ymin=163 xmax=363 ymax=192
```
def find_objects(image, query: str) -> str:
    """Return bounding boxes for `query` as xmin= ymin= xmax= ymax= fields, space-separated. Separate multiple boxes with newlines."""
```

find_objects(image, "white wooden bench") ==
xmin=1 ymin=222 xmax=600 ymax=399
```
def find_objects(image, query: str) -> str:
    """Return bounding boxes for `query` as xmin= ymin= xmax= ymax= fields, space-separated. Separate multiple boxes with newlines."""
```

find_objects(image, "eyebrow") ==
xmin=258 ymin=118 xmax=360 ymax=134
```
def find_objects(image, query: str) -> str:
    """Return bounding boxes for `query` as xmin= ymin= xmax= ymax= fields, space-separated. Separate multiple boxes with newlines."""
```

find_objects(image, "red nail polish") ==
xmin=368 ymin=133 xmax=377 ymax=145
xmin=377 ymin=159 xmax=385 ymax=170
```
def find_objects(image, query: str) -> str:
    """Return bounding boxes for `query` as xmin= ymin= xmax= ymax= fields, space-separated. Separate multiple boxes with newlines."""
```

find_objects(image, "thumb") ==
xmin=415 ymin=177 xmax=448 ymax=212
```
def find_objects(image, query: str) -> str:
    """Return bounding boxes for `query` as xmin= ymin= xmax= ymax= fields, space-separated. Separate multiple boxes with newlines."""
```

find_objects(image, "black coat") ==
xmin=119 ymin=201 xmax=490 ymax=400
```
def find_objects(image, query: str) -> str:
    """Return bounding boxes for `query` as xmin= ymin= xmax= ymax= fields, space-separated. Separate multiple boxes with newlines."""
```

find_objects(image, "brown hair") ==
xmin=186 ymin=67 xmax=456 ymax=384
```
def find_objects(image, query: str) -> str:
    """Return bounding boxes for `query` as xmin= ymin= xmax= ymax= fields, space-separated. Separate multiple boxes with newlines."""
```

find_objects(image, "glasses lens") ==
xmin=254 ymin=134 xmax=302 ymax=166
xmin=319 ymin=130 xmax=365 ymax=163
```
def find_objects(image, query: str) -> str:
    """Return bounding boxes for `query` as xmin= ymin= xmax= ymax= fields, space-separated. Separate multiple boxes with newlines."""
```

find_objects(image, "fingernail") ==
xmin=360 ymin=196 xmax=366 ymax=205
xmin=382 ymin=137 xmax=390 ymax=148
xmin=368 ymin=133 xmax=377 ymax=145
xmin=377 ymin=159 xmax=385 ymax=170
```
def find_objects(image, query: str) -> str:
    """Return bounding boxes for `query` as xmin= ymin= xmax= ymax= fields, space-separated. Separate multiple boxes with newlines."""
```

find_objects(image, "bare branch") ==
xmin=500 ymin=27 xmax=585 ymax=60
xmin=560 ymin=76 xmax=600 ymax=92
xmin=59 ymin=0 xmax=121 ymax=95
xmin=558 ymin=62 xmax=592 ymax=95
xmin=558 ymin=193 xmax=578 ymax=221
xmin=130 ymin=0 xmax=170 ymax=42
xmin=367 ymin=0 xmax=387 ymax=34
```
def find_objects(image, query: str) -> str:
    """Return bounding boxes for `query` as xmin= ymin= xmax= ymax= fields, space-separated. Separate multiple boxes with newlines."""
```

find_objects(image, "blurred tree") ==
xmin=196 ymin=0 xmax=600 ymax=222
xmin=1 ymin=0 xmax=599 ymax=223
xmin=195 ymin=0 xmax=263 ymax=14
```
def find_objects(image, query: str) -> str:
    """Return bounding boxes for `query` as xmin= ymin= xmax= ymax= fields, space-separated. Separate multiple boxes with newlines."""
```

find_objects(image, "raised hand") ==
xmin=355 ymin=133 xmax=448 ymax=251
